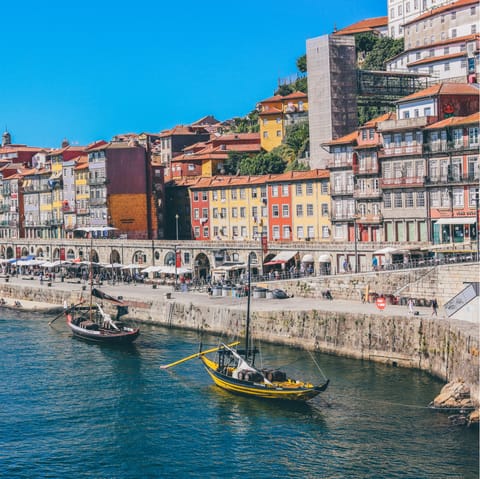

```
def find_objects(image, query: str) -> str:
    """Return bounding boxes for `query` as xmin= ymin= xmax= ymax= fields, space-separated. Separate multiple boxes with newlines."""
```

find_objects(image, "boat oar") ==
xmin=48 ymin=301 xmax=83 ymax=326
xmin=160 ymin=341 xmax=240 ymax=370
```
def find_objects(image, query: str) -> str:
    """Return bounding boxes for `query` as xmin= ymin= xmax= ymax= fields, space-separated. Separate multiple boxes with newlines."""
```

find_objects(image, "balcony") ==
xmin=379 ymin=144 xmax=422 ymax=158
xmin=380 ymin=176 xmax=425 ymax=188
xmin=330 ymin=212 xmax=356 ymax=222
xmin=89 ymin=177 xmax=108 ymax=186
xmin=76 ymin=208 xmax=90 ymax=215
xmin=425 ymin=173 xmax=479 ymax=187
xmin=424 ymin=141 xmax=479 ymax=155
xmin=327 ymin=158 xmax=353 ymax=169
xmin=353 ymin=188 xmax=382 ymax=199
xmin=330 ymin=185 xmax=354 ymax=196
xmin=356 ymin=213 xmax=383 ymax=224
xmin=352 ymin=163 xmax=379 ymax=175
xmin=90 ymin=198 xmax=107 ymax=206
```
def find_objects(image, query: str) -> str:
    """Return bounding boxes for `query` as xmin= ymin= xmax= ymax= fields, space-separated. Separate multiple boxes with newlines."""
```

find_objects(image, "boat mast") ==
xmin=244 ymin=253 xmax=251 ymax=361
xmin=89 ymin=233 xmax=93 ymax=321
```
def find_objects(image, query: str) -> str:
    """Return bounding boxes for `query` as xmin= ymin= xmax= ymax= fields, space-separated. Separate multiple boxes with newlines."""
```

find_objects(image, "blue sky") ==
xmin=1 ymin=0 xmax=386 ymax=148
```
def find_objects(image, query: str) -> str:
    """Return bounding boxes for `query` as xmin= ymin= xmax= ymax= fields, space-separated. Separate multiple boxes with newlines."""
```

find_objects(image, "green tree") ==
xmin=296 ymin=54 xmax=307 ymax=73
xmin=239 ymin=151 xmax=286 ymax=175
xmin=223 ymin=151 xmax=248 ymax=175
xmin=362 ymin=37 xmax=404 ymax=70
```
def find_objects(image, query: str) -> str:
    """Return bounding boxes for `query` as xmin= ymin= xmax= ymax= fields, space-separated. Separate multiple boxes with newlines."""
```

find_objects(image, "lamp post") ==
xmin=354 ymin=218 xmax=358 ymax=274
xmin=476 ymin=189 xmax=479 ymax=262
xmin=174 ymin=214 xmax=179 ymax=290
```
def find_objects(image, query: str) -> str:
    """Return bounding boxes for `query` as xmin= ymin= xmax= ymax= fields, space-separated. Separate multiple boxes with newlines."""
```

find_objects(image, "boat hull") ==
xmin=67 ymin=315 xmax=140 ymax=344
xmin=200 ymin=356 xmax=328 ymax=401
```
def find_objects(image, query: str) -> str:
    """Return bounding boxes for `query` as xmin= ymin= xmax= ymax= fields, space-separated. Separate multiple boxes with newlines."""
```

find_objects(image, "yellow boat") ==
xmin=162 ymin=255 xmax=329 ymax=402
xmin=199 ymin=343 xmax=329 ymax=401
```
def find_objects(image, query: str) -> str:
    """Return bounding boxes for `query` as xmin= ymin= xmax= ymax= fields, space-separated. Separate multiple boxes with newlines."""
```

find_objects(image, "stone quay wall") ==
xmin=3 ymin=281 xmax=478 ymax=407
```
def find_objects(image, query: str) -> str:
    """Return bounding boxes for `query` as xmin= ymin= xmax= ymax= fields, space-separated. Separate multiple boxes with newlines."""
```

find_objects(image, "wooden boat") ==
xmin=65 ymin=298 xmax=139 ymax=344
xmin=162 ymin=256 xmax=329 ymax=401
xmin=51 ymin=227 xmax=140 ymax=344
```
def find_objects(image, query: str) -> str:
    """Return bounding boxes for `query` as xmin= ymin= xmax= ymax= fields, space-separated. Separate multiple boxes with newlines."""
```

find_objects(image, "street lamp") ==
xmin=354 ymin=218 xmax=358 ymax=274
xmin=174 ymin=214 xmax=179 ymax=290
xmin=475 ymin=189 xmax=479 ymax=262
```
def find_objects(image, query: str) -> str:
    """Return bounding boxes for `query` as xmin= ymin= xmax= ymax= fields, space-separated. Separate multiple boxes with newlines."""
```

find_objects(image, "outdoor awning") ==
xmin=373 ymin=247 xmax=398 ymax=255
xmin=264 ymin=251 xmax=297 ymax=266
xmin=318 ymin=254 xmax=332 ymax=263
xmin=435 ymin=218 xmax=476 ymax=225
xmin=301 ymin=254 xmax=314 ymax=263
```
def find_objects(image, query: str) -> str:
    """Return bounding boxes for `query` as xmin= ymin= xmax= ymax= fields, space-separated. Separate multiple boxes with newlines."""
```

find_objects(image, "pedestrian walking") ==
xmin=431 ymin=298 xmax=438 ymax=316
xmin=408 ymin=298 xmax=414 ymax=315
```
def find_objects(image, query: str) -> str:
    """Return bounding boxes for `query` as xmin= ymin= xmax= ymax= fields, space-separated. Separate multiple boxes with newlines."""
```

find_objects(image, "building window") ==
xmin=384 ymin=192 xmax=392 ymax=208
xmin=194 ymin=226 xmax=200 ymax=238
xmin=281 ymin=184 xmax=289 ymax=196
xmin=307 ymin=226 xmax=314 ymax=239
xmin=444 ymin=63 xmax=450 ymax=71
xmin=306 ymin=183 xmax=313 ymax=195
xmin=276 ymin=130 xmax=282 ymax=137
xmin=296 ymin=226 xmax=304 ymax=239
xmin=469 ymin=127 xmax=479 ymax=146
xmin=296 ymin=204 xmax=303 ymax=217
xmin=193 ymin=191 xmax=199 ymax=201
xmin=406 ymin=192 xmax=414 ymax=207
xmin=282 ymin=225 xmax=290 ymax=239
xmin=272 ymin=226 xmax=280 ymax=240
xmin=212 ymin=190 xmax=218 ymax=201
xmin=203 ymin=226 xmax=209 ymax=238
xmin=263 ymin=131 xmax=268 ymax=139
xmin=194 ymin=208 xmax=199 ymax=219
xmin=212 ymin=208 xmax=218 ymax=218
xmin=307 ymin=204 xmax=314 ymax=216
xmin=321 ymin=181 xmax=328 ymax=194
xmin=322 ymin=226 xmax=330 ymax=238
xmin=296 ymin=184 xmax=302 ymax=195
xmin=239 ymin=188 xmax=246 ymax=199
xmin=202 ymin=208 xmax=208 ymax=218
xmin=321 ymin=203 xmax=329 ymax=216
xmin=220 ymin=190 xmax=226 ymax=200
xmin=272 ymin=205 xmax=279 ymax=217
xmin=451 ymin=29 xmax=457 ymax=38
xmin=453 ymin=188 xmax=464 ymax=207
xmin=240 ymin=207 xmax=246 ymax=218
xmin=232 ymin=207 xmax=238 ymax=218
xmin=231 ymin=189 xmax=237 ymax=200
xmin=282 ymin=204 xmax=289 ymax=217
xmin=271 ymin=185 xmax=279 ymax=197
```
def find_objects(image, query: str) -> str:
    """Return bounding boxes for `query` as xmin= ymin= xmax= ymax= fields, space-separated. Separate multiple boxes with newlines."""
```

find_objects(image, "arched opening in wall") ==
xmin=52 ymin=248 xmax=60 ymax=261
xmin=154 ymin=250 xmax=160 ymax=261
xmin=248 ymin=251 xmax=259 ymax=277
xmin=164 ymin=251 xmax=175 ymax=266
xmin=67 ymin=249 xmax=75 ymax=260
xmin=0 ymin=246 xmax=5 ymax=259
xmin=133 ymin=250 xmax=146 ymax=265
xmin=194 ymin=253 xmax=210 ymax=280
xmin=90 ymin=249 xmax=99 ymax=263
xmin=21 ymin=247 xmax=28 ymax=257
xmin=36 ymin=248 xmax=45 ymax=259
xmin=6 ymin=247 xmax=14 ymax=259
xmin=110 ymin=250 xmax=121 ymax=264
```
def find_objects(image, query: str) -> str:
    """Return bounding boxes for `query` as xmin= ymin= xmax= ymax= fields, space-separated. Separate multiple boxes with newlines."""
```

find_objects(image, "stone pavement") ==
xmin=0 ymin=274 xmax=443 ymax=320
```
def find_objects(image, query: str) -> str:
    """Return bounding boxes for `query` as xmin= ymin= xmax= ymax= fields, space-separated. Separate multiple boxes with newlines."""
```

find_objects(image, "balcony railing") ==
xmin=330 ymin=212 xmax=356 ymax=222
xmin=424 ymin=141 xmax=479 ymax=155
xmin=353 ymin=188 xmax=382 ymax=199
xmin=89 ymin=177 xmax=108 ymax=185
xmin=90 ymin=198 xmax=107 ymax=206
xmin=380 ymin=176 xmax=425 ymax=188
xmin=356 ymin=213 xmax=383 ymax=224
xmin=327 ymin=158 xmax=353 ymax=169
xmin=425 ymin=173 xmax=479 ymax=186
xmin=379 ymin=145 xmax=422 ymax=157
xmin=352 ymin=164 xmax=379 ymax=175
xmin=330 ymin=186 xmax=354 ymax=196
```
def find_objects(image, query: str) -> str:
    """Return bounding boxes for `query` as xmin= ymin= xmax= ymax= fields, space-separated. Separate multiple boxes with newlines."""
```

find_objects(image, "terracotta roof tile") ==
xmin=424 ymin=111 xmax=480 ymax=129
xmin=398 ymin=82 xmax=480 ymax=102
xmin=322 ymin=131 xmax=358 ymax=146
xmin=408 ymin=51 xmax=465 ymax=67
xmin=334 ymin=16 xmax=388 ymax=35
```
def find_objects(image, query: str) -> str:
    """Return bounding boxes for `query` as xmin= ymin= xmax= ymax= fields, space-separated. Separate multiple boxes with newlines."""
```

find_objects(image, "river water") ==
xmin=0 ymin=312 xmax=478 ymax=479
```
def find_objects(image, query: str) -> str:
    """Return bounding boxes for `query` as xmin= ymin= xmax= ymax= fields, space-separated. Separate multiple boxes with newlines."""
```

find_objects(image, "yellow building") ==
xmin=190 ymin=175 xmax=268 ymax=242
xmin=74 ymin=156 xmax=90 ymax=230
xmin=257 ymin=91 xmax=308 ymax=151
